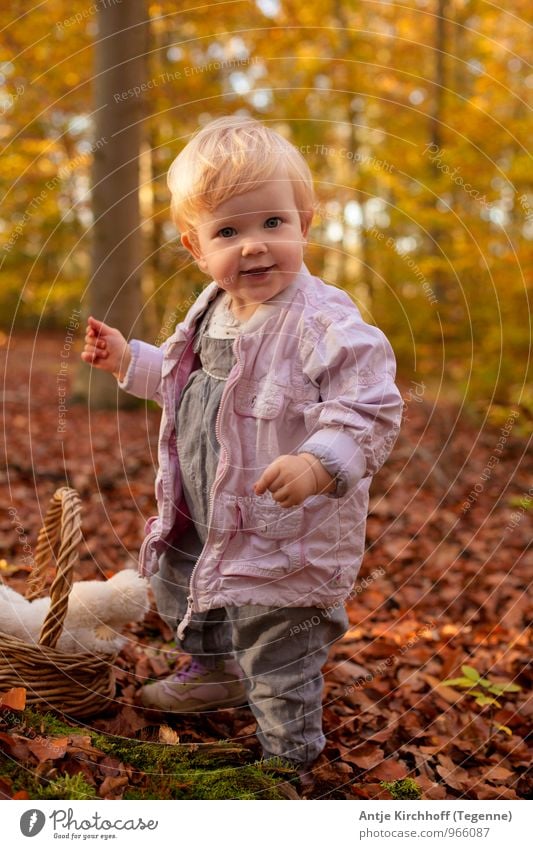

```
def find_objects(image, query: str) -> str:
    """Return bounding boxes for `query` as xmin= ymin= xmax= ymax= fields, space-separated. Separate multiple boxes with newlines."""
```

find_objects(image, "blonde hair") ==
xmin=167 ymin=116 xmax=315 ymax=235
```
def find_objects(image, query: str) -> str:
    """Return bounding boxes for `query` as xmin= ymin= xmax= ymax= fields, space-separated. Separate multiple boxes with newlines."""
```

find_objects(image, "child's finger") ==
xmin=253 ymin=475 xmax=266 ymax=494
xmin=253 ymin=463 xmax=281 ymax=495
xmin=81 ymin=351 xmax=100 ymax=363
xmin=87 ymin=315 xmax=108 ymax=335
xmin=271 ymin=483 xmax=289 ymax=502
xmin=271 ymin=484 xmax=299 ymax=508
xmin=85 ymin=329 xmax=106 ymax=347
xmin=86 ymin=328 xmax=102 ymax=343
xmin=82 ymin=346 xmax=108 ymax=360
xmin=83 ymin=340 xmax=103 ymax=353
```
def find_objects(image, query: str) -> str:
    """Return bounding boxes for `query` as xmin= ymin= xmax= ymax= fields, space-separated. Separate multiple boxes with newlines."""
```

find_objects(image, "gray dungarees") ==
xmin=150 ymin=293 xmax=348 ymax=766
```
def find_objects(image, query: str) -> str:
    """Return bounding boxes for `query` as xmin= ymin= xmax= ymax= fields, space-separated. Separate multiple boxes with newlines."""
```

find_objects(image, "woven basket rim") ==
xmin=0 ymin=488 xmax=118 ymax=717
xmin=0 ymin=629 xmax=117 ymax=663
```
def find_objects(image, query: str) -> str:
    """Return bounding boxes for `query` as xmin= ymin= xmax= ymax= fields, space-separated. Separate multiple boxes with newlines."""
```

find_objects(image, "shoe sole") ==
xmin=139 ymin=694 xmax=249 ymax=713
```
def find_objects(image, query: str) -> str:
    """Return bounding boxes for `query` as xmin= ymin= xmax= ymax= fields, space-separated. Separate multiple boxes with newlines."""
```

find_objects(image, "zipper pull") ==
xmin=176 ymin=595 xmax=194 ymax=642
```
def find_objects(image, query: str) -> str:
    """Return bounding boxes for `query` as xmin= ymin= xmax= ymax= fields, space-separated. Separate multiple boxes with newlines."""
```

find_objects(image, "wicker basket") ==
xmin=0 ymin=487 xmax=116 ymax=718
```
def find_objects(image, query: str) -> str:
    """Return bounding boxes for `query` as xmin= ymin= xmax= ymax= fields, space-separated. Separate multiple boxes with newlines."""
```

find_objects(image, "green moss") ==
xmin=381 ymin=778 xmax=423 ymax=799
xmin=22 ymin=708 xmax=82 ymax=737
xmin=0 ymin=756 xmax=97 ymax=801
xmin=172 ymin=765 xmax=285 ymax=800
xmin=0 ymin=752 xmax=65 ymax=800
xmin=92 ymin=734 xmax=251 ymax=772
xmin=93 ymin=735 xmax=290 ymax=799
xmin=123 ymin=763 xmax=290 ymax=800
xmin=37 ymin=773 xmax=97 ymax=800
xmin=0 ymin=754 xmax=41 ymax=796
xmin=2 ymin=710 xmax=295 ymax=800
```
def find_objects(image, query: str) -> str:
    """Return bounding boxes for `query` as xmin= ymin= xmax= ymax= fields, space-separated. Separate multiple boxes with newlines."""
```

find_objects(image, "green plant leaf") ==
xmin=495 ymin=724 xmax=512 ymax=736
xmin=474 ymin=695 xmax=501 ymax=707
xmin=488 ymin=682 xmax=521 ymax=694
xmin=441 ymin=677 xmax=475 ymax=688
xmin=461 ymin=665 xmax=481 ymax=682
xmin=505 ymin=682 xmax=521 ymax=692
xmin=508 ymin=495 xmax=533 ymax=510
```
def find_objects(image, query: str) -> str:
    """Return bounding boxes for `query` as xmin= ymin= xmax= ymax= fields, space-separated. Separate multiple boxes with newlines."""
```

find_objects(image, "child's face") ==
xmin=182 ymin=166 xmax=312 ymax=309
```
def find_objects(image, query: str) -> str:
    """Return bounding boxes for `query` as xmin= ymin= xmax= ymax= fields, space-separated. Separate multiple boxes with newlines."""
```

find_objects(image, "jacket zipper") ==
xmin=177 ymin=335 xmax=244 ymax=642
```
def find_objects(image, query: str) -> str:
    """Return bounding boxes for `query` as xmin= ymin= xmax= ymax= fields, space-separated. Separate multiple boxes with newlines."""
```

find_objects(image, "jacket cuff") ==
xmin=117 ymin=339 xmax=139 ymax=392
xmin=299 ymin=428 xmax=366 ymax=496
xmin=117 ymin=339 xmax=163 ymax=400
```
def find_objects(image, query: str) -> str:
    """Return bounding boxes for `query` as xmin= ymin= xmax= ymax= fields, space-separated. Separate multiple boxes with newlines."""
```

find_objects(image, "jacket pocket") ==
xmin=233 ymin=380 xmax=284 ymax=419
xmin=240 ymin=496 xmax=304 ymax=539
xmin=248 ymin=498 xmax=304 ymax=571
xmin=218 ymin=497 xmax=305 ymax=576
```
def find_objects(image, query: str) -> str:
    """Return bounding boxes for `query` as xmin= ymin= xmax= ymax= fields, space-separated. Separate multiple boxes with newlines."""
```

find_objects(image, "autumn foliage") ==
xmin=0 ymin=0 xmax=531 ymax=406
xmin=1 ymin=335 xmax=530 ymax=799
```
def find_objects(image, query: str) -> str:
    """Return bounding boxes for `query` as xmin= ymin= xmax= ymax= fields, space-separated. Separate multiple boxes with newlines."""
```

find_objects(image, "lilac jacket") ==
xmin=120 ymin=266 xmax=402 ymax=613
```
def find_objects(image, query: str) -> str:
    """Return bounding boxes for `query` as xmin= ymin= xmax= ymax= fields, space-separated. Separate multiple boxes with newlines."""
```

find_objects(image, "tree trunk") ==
xmin=76 ymin=0 xmax=148 ymax=408
xmin=427 ymin=0 xmax=447 ymax=305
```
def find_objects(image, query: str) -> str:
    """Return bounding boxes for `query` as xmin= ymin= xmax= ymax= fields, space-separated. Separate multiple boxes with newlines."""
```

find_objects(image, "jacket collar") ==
xmin=239 ymin=263 xmax=311 ymax=335
xmin=166 ymin=263 xmax=312 ymax=348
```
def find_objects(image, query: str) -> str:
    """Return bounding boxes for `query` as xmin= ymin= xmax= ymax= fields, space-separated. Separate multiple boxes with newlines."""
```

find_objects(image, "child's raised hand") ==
xmin=253 ymin=453 xmax=335 ymax=508
xmin=81 ymin=316 xmax=131 ymax=380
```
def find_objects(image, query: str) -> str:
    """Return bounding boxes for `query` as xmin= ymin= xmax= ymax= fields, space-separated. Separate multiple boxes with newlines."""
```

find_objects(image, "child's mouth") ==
xmin=241 ymin=265 xmax=275 ymax=277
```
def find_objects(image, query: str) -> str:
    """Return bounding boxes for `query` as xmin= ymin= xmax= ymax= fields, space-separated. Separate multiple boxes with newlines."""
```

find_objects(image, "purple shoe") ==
xmin=139 ymin=657 xmax=247 ymax=712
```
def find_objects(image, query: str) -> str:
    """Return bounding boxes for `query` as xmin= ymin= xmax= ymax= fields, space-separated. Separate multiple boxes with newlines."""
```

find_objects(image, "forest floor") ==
xmin=0 ymin=332 xmax=531 ymax=800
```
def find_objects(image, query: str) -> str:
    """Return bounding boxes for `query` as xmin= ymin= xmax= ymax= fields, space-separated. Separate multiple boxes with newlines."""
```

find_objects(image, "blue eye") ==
xmin=218 ymin=226 xmax=236 ymax=238
xmin=264 ymin=217 xmax=282 ymax=229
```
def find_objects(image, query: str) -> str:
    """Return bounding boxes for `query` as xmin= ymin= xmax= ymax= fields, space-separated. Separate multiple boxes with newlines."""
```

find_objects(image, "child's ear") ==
xmin=181 ymin=232 xmax=208 ymax=273
xmin=300 ymin=210 xmax=313 ymax=240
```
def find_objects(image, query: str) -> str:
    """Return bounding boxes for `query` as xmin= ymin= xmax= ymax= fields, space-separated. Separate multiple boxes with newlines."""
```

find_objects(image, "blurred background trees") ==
xmin=0 ymin=0 xmax=531 ymax=411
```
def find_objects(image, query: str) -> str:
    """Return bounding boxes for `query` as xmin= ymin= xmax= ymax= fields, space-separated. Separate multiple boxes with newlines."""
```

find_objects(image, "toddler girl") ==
xmin=82 ymin=116 xmax=402 ymax=771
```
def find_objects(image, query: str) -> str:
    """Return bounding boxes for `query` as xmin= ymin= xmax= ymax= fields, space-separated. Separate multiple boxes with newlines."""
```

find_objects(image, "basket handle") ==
xmin=25 ymin=487 xmax=83 ymax=649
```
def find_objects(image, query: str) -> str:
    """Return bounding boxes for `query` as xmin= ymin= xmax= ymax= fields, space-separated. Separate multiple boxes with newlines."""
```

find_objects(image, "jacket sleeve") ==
xmin=117 ymin=339 xmax=166 ymax=405
xmin=298 ymin=311 xmax=403 ymax=495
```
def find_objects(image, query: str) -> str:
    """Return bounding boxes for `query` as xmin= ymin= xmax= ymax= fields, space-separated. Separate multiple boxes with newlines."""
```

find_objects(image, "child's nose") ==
xmin=241 ymin=238 xmax=268 ymax=256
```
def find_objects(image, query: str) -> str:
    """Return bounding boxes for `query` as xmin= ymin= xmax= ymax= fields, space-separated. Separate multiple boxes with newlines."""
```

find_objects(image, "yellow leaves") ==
xmin=0 ymin=559 xmax=28 ymax=575
xmin=0 ymin=0 xmax=529 ymax=405
xmin=34 ymin=44 xmax=53 ymax=63
xmin=35 ymin=158 xmax=56 ymax=177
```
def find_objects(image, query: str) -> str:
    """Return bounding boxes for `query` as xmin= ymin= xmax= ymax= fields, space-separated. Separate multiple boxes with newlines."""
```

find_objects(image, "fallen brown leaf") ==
xmin=0 ymin=688 xmax=26 ymax=711
xmin=92 ymin=705 xmax=153 ymax=737
xmin=159 ymin=725 xmax=179 ymax=745
xmin=415 ymin=774 xmax=447 ymax=799
xmin=435 ymin=754 xmax=470 ymax=792
xmin=484 ymin=765 xmax=514 ymax=782
xmin=422 ymin=674 xmax=462 ymax=704
xmin=367 ymin=759 xmax=408 ymax=781
xmin=0 ymin=777 xmax=13 ymax=799
xmin=342 ymin=743 xmax=385 ymax=770
xmin=0 ymin=732 xmax=32 ymax=761
xmin=99 ymin=775 xmax=129 ymax=798
xmin=27 ymin=736 xmax=68 ymax=763
xmin=473 ymin=784 xmax=518 ymax=800
xmin=352 ymin=782 xmax=394 ymax=799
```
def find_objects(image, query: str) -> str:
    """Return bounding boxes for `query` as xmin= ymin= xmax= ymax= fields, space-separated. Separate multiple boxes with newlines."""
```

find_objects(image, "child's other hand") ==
xmin=253 ymin=453 xmax=335 ymax=508
xmin=81 ymin=316 xmax=131 ymax=380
